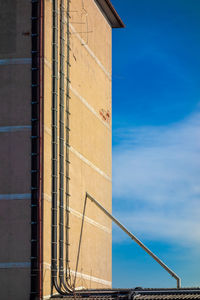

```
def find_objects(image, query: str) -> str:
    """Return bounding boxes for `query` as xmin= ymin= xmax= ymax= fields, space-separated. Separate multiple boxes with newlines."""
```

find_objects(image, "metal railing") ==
xmin=75 ymin=192 xmax=181 ymax=289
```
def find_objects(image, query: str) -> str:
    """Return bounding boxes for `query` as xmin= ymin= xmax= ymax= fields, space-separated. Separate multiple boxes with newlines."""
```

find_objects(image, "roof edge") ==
xmin=95 ymin=0 xmax=125 ymax=28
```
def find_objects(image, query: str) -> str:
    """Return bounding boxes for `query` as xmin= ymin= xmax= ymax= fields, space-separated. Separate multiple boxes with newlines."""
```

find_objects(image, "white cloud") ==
xmin=112 ymin=111 xmax=200 ymax=247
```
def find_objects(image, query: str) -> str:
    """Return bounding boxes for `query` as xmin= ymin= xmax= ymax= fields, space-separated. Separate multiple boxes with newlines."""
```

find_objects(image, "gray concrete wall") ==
xmin=0 ymin=1 xmax=31 ymax=299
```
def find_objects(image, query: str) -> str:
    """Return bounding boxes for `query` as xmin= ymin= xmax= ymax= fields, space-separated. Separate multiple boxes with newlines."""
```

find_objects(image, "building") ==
xmin=0 ymin=0 xmax=124 ymax=299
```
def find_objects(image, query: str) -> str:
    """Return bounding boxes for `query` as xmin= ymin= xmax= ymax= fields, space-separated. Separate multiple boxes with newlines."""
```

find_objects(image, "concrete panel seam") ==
xmin=43 ymin=193 xmax=111 ymax=234
xmin=0 ymin=262 xmax=31 ymax=269
xmin=43 ymin=289 xmax=86 ymax=299
xmin=69 ymin=145 xmax=112 ymax=181
xmin=0 ymin=58 xmax=31 ymax=65
xmin=43 ymin=193 xmax=51 ymax=202
xmin=44 ymin=19 xmax=111 ymax=80
xmin=69 ymin=22 xmax=111 ymax=80
xmin=70 ymin=207 xmax=111 ymax=234
xmin=0 ymin=125 xmax=31 ymax=133
xmin=43 ymin=263 xmax=111 ymax=286
xmin=43 ymin=293 xmax=60 ymax=300
xmin=70 ymin=270 xmax=112 ymax=287
xmin=44 ymin=57 xmax=51 ymax=70
xmin=43 ymin=23 xmax=111 ymax=79
xmin=0 ymin=193 xmax=31 ymax=200
xmin=44 ymin=125 xmax=51 ymax=136
xmin=70 ymin=84 xmax=111 ymax=130
xmin=41 ymin=66 xmax=111 ymax=130
xmin=43 ymin=126 xmax=111 ymax=181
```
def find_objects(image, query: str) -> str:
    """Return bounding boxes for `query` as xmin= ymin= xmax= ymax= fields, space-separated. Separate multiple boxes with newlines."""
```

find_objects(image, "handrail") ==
xmin=85 ymin=193 xmax=181 ymax=289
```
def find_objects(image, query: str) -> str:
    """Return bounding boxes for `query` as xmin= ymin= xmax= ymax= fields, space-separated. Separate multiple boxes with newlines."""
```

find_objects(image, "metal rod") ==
xmin=38 ymin=1 xmax=44 ymax=297
xmin=52 ymin=0 xmax=66 ymax=295
xmin=59 ymin=0 xmax=73 ymax=292
xmin=59 ymin=0 xmax=65 ymax=286
xmin=86 ymin=193 xmax=181 ymax=289
xmin=65 ymin=0 xmax=71 ymax=288
xmin=51 ymin=0 xmax=73 ymax=295
xmin=73 ymin=193 xmax=88 ymax=288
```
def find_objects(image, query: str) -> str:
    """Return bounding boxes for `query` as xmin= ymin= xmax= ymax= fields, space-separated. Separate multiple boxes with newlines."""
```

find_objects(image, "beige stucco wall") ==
xmin=0 ymin=1 xmax=31 ymax=299
xmin=43 ymin=0 xmax=112 ymax=297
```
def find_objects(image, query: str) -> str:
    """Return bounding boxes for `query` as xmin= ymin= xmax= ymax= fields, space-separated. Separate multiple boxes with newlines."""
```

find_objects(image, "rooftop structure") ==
xmin=52 ymin=288 xmax=200 ymax=300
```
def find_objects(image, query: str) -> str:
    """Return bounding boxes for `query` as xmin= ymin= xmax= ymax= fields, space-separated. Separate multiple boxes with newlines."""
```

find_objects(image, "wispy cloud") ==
xmin=112 ymin=110 xmax=200 ymax=247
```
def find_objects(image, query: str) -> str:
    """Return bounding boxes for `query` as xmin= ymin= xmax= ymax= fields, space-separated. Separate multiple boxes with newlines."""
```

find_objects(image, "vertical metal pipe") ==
xmin=38 ymin=0 xmax=44 ymax=298
xmin=59 ymin=0 xmax=65 ymax=285
xmin=59 ymin=0 xmax=73 ymax=292
xmin=52 ymin=0 xmax=60 ymax=293
xmin=65 ymin=0 xmax=71 ymax=284
xmin=52 ymin=0 xmax=72 ymax=294
xmin=59 ymin=1 xmax=73 ymax=293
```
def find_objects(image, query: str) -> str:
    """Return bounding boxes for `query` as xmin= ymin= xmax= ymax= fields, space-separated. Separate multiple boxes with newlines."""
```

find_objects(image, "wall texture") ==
xmin=0 ymin=1 xmax=32 ymax=299
xmin=0 ymin=0 xmax=113 ymax=299
xmin=43 ymin=0 xmax=112 ymax=297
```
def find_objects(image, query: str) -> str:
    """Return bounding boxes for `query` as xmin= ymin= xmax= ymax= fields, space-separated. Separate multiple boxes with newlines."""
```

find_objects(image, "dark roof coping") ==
xmin=51 ymin=288 xmax=200 ymax=300
xmin=95 ymin=0 xmax=125 ymax=28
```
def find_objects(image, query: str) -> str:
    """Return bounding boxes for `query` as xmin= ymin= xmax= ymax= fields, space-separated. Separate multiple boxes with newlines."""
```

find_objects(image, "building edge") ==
xmin=31 ymin=0 xmax=44 ymax=299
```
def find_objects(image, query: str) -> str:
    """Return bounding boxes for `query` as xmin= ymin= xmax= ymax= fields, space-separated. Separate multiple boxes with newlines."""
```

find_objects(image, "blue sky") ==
xmin=111 ymin=0 xmax=200 ymax=288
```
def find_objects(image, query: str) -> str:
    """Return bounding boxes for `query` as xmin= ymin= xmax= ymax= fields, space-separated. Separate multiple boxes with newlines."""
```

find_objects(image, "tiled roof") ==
xmin=133 ymin=288 xmax=200 ymax=299
xmin=135 ymin=294 xmax=200 ymax=299
xmin=134 ymin=290 xmax=200 ymax=300
xmin=51 ymin=288 xmax=200 ymax=300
